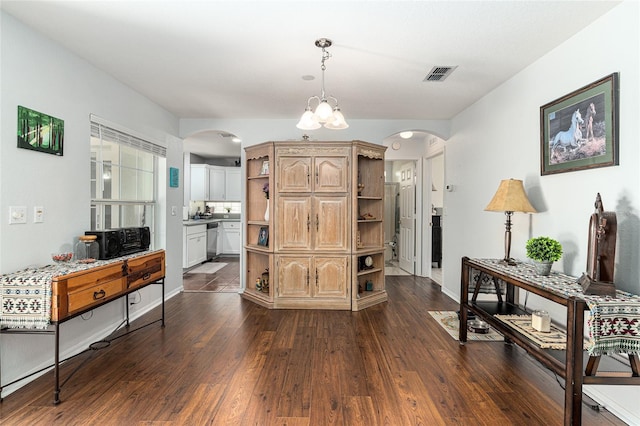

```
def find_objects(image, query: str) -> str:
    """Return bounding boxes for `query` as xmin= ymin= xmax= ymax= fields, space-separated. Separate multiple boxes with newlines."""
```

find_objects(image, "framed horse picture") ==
xmin=540 ymin=73 xmax=619 ymax=175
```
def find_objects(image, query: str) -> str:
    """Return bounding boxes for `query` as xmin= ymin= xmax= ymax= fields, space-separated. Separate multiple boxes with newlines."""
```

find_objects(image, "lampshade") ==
xmin=324 ymin=108 xmax=348 ymax=129
xmin=296 ymin=108 xmax=321 ymax=130
xmin=485 ymin=178 xmax=536 ymax=265
xmin=315 ymin=100 xmax=334 ymax=121
xmin=485 ymin=179 xmax=537 ymax=213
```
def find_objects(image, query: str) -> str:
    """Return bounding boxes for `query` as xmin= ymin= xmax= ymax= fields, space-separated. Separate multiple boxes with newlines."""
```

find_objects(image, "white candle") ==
xmin=532 ymin=310 xmax=551 ymax=332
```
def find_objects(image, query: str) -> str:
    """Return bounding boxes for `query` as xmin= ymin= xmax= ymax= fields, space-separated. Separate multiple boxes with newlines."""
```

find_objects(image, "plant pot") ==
xmin=534 ymin=261 xmax=553 ymax=276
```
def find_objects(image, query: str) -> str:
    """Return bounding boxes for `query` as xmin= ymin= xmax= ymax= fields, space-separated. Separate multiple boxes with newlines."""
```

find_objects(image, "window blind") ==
xmin=90 ymin=121 xmax=166 ymax=157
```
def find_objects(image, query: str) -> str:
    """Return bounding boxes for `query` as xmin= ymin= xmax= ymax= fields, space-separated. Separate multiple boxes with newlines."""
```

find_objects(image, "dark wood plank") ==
xmin=0 ymin=275 xmax=626 ymax=425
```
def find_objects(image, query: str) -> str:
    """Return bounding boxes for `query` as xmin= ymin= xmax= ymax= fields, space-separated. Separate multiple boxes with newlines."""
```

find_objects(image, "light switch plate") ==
xmin=9 ymin=206 xmax=27 ymax=224
xmin=34 ymin=206 xmax=44 ymax=223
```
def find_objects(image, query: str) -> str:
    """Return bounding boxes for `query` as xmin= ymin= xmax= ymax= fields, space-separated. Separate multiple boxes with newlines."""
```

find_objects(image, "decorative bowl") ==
xmin=468 ymin=319 xmax=490 ymax=334
xmin=51 ymin=252 xmax=73 ymax=263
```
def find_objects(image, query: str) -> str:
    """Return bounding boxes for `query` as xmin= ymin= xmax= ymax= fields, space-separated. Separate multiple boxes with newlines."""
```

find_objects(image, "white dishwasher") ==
xmin=206 ymin=222 xmax=219 ymax=260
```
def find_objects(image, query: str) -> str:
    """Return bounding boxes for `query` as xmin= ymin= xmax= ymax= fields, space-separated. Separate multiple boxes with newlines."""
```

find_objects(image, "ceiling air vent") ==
xmin=423 ymin=66 xmax=457 ymax=82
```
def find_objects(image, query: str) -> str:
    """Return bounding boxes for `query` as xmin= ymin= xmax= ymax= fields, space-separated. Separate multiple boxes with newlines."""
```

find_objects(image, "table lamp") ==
xmin=485 ymin=179 xmax=537 ymax=265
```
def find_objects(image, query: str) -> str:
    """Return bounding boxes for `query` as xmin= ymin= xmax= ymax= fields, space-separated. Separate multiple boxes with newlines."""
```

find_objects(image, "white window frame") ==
xmin=90 ymin=116 xmax=166 ymax=245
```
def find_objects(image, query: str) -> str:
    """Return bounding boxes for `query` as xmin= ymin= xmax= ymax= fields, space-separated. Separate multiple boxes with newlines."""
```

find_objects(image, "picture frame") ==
xmin=257 ymin=226 xmax=269 ymax=246
xmin=260 ymin=160 xmax=269 ymax=175
xmin=169 ymin=167 xmax=180 ymax=188
xmin=17 ymin=105 xmax=64 ymax=156
xmin=540 ymin=73 xmax=619 ymax=176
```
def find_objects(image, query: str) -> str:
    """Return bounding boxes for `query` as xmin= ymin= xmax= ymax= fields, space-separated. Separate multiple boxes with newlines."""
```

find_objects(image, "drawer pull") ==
xmin=143 ymin=272 xmax=151 ymax=281
xmin=93 ymin=289 xmax=106 ymax=300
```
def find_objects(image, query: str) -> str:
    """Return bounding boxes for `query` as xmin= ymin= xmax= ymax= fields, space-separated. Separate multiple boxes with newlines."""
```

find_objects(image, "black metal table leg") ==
xmin=54 ymin=323 xmax=60 ymax=404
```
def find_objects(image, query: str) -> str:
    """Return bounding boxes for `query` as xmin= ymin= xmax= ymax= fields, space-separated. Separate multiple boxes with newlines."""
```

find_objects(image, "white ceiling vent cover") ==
xmin=423 ymin=66 xmax=457 ymax=82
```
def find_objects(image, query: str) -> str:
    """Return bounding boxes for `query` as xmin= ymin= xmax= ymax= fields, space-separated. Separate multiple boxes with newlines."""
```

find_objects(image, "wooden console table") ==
xmin=460 ymin=257 xmax=640 ymax=426
xmin=0 ymin=250 xmax=166 ymax=404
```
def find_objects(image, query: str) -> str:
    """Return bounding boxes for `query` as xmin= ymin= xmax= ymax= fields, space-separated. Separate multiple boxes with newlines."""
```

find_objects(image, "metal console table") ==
xmin=0 ymin=250 xmax=166 ymax=404
xmin=460 ymin=257 xmax=640 ymax=426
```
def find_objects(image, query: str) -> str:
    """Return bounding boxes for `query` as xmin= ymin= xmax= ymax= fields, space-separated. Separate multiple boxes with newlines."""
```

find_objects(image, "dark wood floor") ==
xmin=0 ymin=275 xmax=624 ymax=425
xmin=183 ymin=257 xmax=240 ymax=292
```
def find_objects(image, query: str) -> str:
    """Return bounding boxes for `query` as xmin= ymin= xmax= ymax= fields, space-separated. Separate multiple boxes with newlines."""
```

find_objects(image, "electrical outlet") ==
xmin=9 ymin=206 xmax=27 ymax=224
xmin=34 ymin=206 xmax=44 ymax=223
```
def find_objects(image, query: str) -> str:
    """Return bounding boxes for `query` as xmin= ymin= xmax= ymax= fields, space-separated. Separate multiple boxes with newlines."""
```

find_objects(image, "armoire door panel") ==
xmin=314 ymin=156 xmax=349 ymax=193
xmin=313 ymin=196 xmax=349 ymax=251
xmin=314 ymin=257 xmax=349 ymax=298
xmin=277 ymin=197 xmax=312 ymax=250
xmin=278 ymin=157 xmax=311 ymax=192
xmin=277 ymin=257 xmax=311 ymax=298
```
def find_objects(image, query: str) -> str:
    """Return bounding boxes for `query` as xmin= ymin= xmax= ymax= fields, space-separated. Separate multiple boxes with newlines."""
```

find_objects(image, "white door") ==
xmin=399 ymin=163 xmax=415 ymax=274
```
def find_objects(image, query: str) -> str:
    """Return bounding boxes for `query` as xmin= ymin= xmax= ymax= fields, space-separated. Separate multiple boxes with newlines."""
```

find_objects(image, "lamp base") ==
xmin=499 ymin=257 xmax=518 ymax=266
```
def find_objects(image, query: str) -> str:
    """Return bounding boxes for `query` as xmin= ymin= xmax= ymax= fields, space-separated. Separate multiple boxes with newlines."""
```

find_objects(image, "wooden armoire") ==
xmin=243 ymin=141 xmax=387 ymax=311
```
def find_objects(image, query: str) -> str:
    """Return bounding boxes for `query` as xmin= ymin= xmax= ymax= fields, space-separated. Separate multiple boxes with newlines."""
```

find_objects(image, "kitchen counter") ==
xmin=183 ymin=216 xmax=240 ymax=226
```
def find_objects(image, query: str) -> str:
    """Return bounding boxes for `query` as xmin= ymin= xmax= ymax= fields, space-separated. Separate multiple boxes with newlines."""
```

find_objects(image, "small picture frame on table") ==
xmin=257 ymin=226 xmax=269 ymax=246
xmin=260 ymin=160 xmax=269 ymax=175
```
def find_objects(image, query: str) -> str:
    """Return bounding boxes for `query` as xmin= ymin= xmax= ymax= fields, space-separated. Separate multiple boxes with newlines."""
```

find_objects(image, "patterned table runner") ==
xmin=470 ymin=259 xmax=640 ymax=356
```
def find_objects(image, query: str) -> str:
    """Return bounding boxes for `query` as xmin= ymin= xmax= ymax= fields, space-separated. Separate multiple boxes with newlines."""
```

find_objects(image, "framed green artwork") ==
xmin=17 ymin=105 xmax=64 ymax=156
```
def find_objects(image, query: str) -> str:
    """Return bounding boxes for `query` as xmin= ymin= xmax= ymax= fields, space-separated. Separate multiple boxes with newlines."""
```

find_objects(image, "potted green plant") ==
xmin=526 ymin=236 xmax=562 ymax=275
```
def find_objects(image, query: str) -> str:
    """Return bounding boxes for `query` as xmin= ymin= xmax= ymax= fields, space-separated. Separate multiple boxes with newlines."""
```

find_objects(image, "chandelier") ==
xmin=296 ymin=38 xmax=349 ymax=130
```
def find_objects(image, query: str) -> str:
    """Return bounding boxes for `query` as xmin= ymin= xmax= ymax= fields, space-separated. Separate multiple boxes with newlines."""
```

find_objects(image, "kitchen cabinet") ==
xmin=183 ymin=224 xmax=207 ymax=268
xmin=190 ymin=164 xmax=209 ymax=201
xmin=208 ymin=166 xmax=226 ymax=200
xmin=191 ymin=165 xmax=241 ymax=201
xmin=225 ymin=168 xmax=242 ymax=201
xmin=221 ymin=221 xmax=241 ymax=254
xmin=208 ymin=166 xmax=242 ymax=201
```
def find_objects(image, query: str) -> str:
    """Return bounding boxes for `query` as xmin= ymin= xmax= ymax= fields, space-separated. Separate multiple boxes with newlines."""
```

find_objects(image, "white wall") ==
xmin=0 ymin=12 xmax=184 ymax=395
xmin=442 ymin=2 xmax=639 ymax=422
xmin=180 ymin=118 xmax=451 ymax=148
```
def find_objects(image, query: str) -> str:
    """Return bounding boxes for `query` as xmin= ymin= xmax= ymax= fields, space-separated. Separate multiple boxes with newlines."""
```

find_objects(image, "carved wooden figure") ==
xmin=580 ymin=193 xmax=617 ymax=296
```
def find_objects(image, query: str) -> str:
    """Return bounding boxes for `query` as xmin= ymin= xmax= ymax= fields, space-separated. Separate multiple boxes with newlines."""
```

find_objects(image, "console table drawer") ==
xmin=126 ymin=251 xmax=165 ymax=290
xmin=68 ymin=277 xmax=125 ymax=314
xmin=65 ymin=263 xmax=125 ymax=292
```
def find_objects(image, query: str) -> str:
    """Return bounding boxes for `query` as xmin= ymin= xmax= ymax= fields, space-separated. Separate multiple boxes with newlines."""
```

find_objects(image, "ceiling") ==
xmin=1 ymin=1 xmax=620 ymax=157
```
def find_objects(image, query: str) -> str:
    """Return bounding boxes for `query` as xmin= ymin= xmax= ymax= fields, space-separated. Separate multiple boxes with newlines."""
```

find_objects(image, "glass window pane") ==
xmin=120 ymin=167 xmax=137 ymax=199
xmin=90 ymin=155 xmax=97 ymax=199
xmin=104 ymin=163 xmax=116 ymax=199
xmin=138 ymin=150 xmax=154 ymax=172
xmin=120 ymin=145 xmax=138 ymax=169
xmin=138 ymin=170 xmax=154 ymax=200
xmin=101 ymin=140 xmax=120 ymax=166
